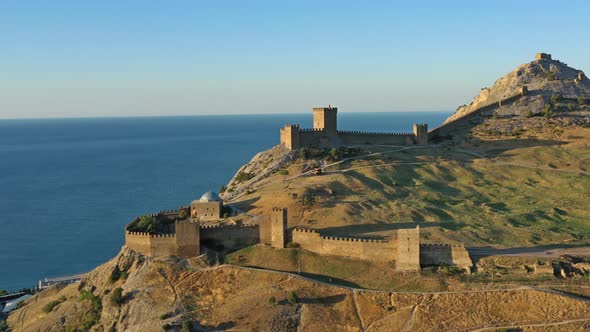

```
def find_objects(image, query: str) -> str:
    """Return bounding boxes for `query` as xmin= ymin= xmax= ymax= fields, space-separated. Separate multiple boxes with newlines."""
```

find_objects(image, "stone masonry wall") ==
xmin=420 ymin=244 xmax=473 ymax=270
xmin=291 ymin=227 xmax=420 ymax=270
xmin=395 ymin=227 xmax=420 ymax=271
xmin=200 ymin=224 xmax=260 ymax=250
xmin=338 ymin=131 xmax=415 ymax=146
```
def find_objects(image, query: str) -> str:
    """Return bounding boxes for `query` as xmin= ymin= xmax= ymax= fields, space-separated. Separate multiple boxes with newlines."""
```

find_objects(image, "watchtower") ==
xmin=578 ymin=72 xmax=585 ymax=81
xmin=313 ymin=106 xmax=338 ymax=137
xmin=280 ymin=124 xmax=301 ymax=150
xmin=519 ymin=85 xmax=528 ymax=97
xmin=535 ymin=53 xmax=552 ymax=60
xmin=413 ymin=124 xmax=428 ymax=145
xmin=270 ymin=208 xmax=287 ymax=248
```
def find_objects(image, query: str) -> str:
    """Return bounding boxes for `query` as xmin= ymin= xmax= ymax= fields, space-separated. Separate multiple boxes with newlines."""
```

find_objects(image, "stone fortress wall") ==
xmin=124 ymin=207 xmax=472 ymax=270
xmin=280 ymin=106 xmax=429 ymax=150
xmin=125 ymin=220 xmax=200 ymax=258
xmin=291 ymin=226 xmax=421 ymax=271
xmin=427 ymin=88 xmax=526 ymax=139
xmin=419 ymin=244 xmax=472 ymax=270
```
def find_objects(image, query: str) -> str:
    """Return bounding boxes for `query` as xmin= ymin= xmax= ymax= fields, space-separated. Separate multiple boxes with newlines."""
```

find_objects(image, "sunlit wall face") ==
xmin=0 ymin=0 xmax=588 ymax=119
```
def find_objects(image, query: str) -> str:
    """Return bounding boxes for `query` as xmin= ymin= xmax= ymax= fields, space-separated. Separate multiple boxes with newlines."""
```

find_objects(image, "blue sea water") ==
xmin=0 ymin=112 xmax=450 ymax=290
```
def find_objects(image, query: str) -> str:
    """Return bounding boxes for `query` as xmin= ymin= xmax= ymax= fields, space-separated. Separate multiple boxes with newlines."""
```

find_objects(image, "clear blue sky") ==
xmin=1 ymin=1 xmax=588 ymax=119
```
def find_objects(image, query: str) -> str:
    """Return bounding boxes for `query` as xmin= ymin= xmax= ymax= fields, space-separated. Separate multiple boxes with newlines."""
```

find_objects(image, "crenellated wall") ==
xmin=338 ymin=131 xmax=415 ymax=146
xmin=428 ymin=91 xmax=524 ymax=139
xmin=124 ymin=220 xmax=200 ymax=258
xmin=419 ymin=244 xmax=473 ymax=270
xmin=291 ymin=226 xmax=420 ymax=270
xmin=200 ymin=224 xmax=260 ymax=250
xmin=279 ymin=106 xmax=428 ymax=150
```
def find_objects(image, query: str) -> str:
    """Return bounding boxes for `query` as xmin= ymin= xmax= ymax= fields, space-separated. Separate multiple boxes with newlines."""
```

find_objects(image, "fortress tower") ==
xmin=413 ymin=124 xmax=428 ymax=145
xmin=313 ymin=106 xmax=338 ymax=137
xmin=280 ymin=124 xmax=301 ymax=150
xmin=270 ymin=207 xmax=287 ymax=248
xmin=535 ymin=53 xmax=552 ymax=60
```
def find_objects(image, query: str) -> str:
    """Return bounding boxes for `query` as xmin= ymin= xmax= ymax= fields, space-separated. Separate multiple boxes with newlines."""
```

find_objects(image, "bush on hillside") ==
xmin=42 ymin=300 xmax=62 ymax=313
xmin=110 ymin=287 xmax=124 ymax=306
xmin=234 ymin=171 xmax=255 ymax=183
xmin=287 ymin=291 xmax=298 ymax=304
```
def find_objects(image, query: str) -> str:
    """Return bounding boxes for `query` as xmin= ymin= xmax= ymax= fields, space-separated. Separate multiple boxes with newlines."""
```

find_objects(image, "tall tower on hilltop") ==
xmin=313 ymin=106 xmax=338 ymax=136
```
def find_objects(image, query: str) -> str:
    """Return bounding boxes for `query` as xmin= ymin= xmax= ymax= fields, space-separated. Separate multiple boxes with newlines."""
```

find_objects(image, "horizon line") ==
xmin=0 ymin=109 xmax=454 ymax=121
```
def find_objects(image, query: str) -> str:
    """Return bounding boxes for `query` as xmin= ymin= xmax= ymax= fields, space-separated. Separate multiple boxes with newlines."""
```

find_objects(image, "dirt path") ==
xmin=349 ymin=290 xmax=366 ymax=332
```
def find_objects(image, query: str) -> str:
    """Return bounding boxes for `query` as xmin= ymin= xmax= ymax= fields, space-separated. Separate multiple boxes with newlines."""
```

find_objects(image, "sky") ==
xmin=0 ymin=1 xmax=589 ymax=119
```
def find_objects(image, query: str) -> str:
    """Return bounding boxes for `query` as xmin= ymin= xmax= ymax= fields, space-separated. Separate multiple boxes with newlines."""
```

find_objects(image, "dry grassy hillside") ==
xmin=228 ymin=127 xmax=590 ymax=248
xmin=8 ymin=248 xmax=590 ymax=332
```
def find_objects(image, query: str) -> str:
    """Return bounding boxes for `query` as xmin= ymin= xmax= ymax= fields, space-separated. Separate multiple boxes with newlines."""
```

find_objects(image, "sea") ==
xmin=0 ymin=111 xmax=451 ymax=291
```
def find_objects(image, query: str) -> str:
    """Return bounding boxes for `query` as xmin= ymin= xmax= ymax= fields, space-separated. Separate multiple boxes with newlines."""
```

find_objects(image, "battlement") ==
xmin=313 ymin=107 xmax=338 ymax=112
xmin=199 ymin=224 xmax=259 ymax=230
xmin=420 ymin=243 xmax=464 ymax=248
xmin=292 ymin=227 xmax=319 ymax=234
xmin=281 ymin=124 xmax=300 ymax=129
xmin=299 ymin=128 xmax=324 ymax=132
xmin=320 ymin=235 xmax=389 ymax=243
xmin=337 ymin=130 xmax=412 ymax=136
xmin=272 ymin=207 xmax=286 ymax=212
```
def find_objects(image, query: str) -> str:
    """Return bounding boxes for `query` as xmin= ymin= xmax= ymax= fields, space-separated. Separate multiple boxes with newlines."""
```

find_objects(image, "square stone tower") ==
xmin=313 ymin=106 xmax=338 ymax=137
xmin=535 ymin=53 xmax=552 ymax=60
xmin=413 ymin=124 xmax=428 ymax=145
xmin=270 ymin=207 xmax=287 ymax=248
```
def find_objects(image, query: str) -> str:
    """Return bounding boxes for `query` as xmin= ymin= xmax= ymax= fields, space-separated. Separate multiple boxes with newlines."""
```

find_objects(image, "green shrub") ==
xmin=159 ymin=313 xmax=168 ymax=320
xmin=234 ymin=171 xmax=255 ymax=183
xmin=278 ymin=169 xmax=289 ymax=176
xmin=0 ymin=320 xmax=8 ymax=332
xmin=568 ymin=103 xmax=576 ymax=111
xmin=110 ymin=287 xmax=124 ymax=306
xmin=178 ymin=209 xmax=188 ymax=220
xmin=286 ymin=242 xmax=299 ymax=248
xmin=0 ymin=289 xmax=7 ymax=296
xmin=181 ymin=320 xmax=193 ymax=332
xmin=42 ymin=300 xmax=62 ymax=313
xmin=525 ymin=110 xmax=533 ymax=118
xmin=287 ymin=291 xmax=298 ymax=304
xmin=268 ymin=296 xmax=276 ymax=305
xmin=299 ymin=148 xmax=310 ymax=160
xmin=328 ymin=148 xmax=339 ymax=161
xmin=547 ymin=72 xmax=556 ymax=81
xmin=543 ymin=104 xmax=553 ymax=118
xmin=301 ymin=190 xmax=315 ymax=208
xmin=110 ymin=266 xmax=122 ymax=283
xmin=137 ymin=215 xmax=157 ymax=233
xmin=162 ymin=323 xmax=172 ymax=330
xmin=550 ymin=94 xmax=560 ymax=104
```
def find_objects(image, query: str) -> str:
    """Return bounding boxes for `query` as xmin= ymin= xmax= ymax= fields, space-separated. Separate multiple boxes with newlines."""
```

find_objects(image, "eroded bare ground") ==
xmin=8 ymin=249 xmax=590 ymax=332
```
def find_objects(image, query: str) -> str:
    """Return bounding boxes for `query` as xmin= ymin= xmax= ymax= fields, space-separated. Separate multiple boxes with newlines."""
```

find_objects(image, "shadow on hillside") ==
xmin=317 ymin=222 xmax=436 ymax=237
xmin=467 ymin=243 xmax=590 ymax=264
xmin=468 ymin=138 xmax=566 ymax=158
xmin=200 ymin=321 xmax=236 ymax=331
xmin=299 ymin=272 xmax=361 ymax=289
xmin=298 ymin=294 xmax=346 ymax=305
xmin=228 ymin=196 xmax=261 ymax=211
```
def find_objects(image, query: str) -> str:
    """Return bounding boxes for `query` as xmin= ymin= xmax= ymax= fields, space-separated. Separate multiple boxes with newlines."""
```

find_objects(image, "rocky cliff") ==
xmin=445 ymin=54 xmax=590 ymax=125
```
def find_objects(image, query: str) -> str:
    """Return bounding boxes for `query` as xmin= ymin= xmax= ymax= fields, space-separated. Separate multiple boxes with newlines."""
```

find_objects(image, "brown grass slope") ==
xmin=8 ymin=248 xmax=590 ymax=331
